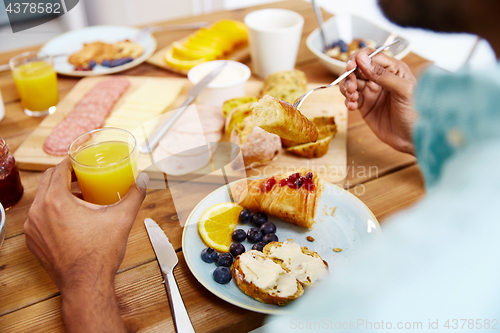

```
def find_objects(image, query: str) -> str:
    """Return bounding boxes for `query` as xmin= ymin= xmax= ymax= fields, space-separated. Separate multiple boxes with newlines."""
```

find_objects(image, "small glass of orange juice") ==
xmin=10 ymin=51 xmax=59 ymax=117
xmin=69 ymin=128 xmax=138 ymax=205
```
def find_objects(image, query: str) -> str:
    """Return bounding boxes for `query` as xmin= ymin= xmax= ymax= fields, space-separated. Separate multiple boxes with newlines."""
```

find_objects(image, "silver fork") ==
xmin=292 ymin=39 xmax=400 ymax=109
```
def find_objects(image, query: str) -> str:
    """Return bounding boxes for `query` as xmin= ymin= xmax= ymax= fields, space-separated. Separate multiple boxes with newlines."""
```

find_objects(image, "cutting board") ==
xmin=14 ymin=76 xmax=347 ymax=184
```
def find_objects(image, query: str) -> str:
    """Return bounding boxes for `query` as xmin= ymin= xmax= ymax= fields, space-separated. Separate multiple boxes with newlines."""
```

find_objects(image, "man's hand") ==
xmin=339 ymin=49 xmax=418 ymax=154
xmin=24 ymin=157 xmax=148 ymax=333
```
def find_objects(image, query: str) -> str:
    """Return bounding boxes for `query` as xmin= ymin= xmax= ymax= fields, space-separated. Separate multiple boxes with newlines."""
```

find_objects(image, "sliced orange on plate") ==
xmin=198 ymin=202 xmax=243 ymax=252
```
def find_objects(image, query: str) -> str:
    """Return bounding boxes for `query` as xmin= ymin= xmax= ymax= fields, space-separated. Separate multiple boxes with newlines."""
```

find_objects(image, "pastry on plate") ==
xmin=230 ymin=169 xmax=323 ymax=228
xmin=232 ymin=250 xmax=304 ymax=306
xmin=251 ymin=95 xmax=318 ymax=144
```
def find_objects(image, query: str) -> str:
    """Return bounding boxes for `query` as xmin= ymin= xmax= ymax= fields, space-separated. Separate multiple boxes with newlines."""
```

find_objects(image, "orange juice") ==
xmin=72 ymin=141 xmax=137 ymax=205
xmin=12 ymin=60 xmax=58 ymax=112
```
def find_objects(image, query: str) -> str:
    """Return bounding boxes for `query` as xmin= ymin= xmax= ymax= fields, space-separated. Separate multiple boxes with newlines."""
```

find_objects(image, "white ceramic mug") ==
xmin=244 ymin=9 xmax=304 ymax=78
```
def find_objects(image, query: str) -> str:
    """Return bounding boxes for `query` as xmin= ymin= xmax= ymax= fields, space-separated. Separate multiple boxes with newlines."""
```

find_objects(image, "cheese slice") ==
xmin=104 ymin=79 xmax=184 ymax=146
xmin=111 ymin=107 xmax=158 ymax=121
xmin=124 ymin=79 xmax=184 ymax=108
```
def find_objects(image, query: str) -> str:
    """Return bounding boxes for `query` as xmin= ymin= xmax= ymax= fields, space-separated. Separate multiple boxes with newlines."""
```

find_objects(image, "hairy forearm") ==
xmin=61 ymin=277 xmax=126 ymax=333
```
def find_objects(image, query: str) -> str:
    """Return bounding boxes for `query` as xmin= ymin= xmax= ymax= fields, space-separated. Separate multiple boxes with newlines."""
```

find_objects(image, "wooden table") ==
xmin=0 ymin=1 xmax=430 ymax=332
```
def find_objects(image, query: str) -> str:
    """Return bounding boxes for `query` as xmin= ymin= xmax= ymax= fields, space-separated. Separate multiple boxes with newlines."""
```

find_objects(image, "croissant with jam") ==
xmin=230 ymin=169 xmax=324 ymax=228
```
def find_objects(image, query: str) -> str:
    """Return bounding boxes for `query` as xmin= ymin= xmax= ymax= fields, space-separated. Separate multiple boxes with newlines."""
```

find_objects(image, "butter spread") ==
xmin=267 ymin=242 xmax=328 ymax=284
xmin=190 ymin=65 xmax=245 ymax=87
xmin=239 ymin=250 xmax=297 ymax=297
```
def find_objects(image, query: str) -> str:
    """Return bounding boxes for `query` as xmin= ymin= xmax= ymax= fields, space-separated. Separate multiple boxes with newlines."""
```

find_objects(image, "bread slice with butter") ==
xmin=232 ymin=250 xmax=304 ymax=306
xmin=263 ymin=242 xmax=328 ymax=287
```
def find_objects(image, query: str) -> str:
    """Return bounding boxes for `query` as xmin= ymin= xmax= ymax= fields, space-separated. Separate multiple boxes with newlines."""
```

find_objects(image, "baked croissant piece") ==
xmin=251 ymin=95 xmax=319 ymax=144
xmin=230 ymin=169 xmax=324 ymax=228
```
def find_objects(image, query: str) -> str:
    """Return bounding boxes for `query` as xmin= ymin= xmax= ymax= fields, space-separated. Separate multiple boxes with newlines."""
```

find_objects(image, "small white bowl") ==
xmin=0 ymin=203 xmax=5 ymax=249
xmin=188 ymin=60 xmax=251 ymax=107
xmin=306 ymin=14 xmax=412 ymax=76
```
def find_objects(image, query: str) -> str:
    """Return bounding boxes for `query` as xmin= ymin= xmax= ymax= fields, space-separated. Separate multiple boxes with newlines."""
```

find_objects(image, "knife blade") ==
xmin=144 ymin=218 xmax=178 ymax=272
xmin=144 ymin=218 xmax=195 ymax=333
xmin=139 ymin=61 xmax=228 ymax=154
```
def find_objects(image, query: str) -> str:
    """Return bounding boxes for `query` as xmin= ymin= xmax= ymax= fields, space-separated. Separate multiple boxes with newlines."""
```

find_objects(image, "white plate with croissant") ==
xmin=182 ymin=170 xmax=381 ymax=314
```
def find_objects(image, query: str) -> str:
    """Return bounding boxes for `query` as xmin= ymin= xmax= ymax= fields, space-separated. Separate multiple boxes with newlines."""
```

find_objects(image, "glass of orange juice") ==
xmin=69 ymin=127 xmax=138 ymax=205
xmin=10 ymin=51 xmax=59 ymax=117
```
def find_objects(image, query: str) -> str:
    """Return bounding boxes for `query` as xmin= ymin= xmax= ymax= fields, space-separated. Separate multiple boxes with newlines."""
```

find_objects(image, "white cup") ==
xmin=244 ymin=9 xmax=304 ymax=78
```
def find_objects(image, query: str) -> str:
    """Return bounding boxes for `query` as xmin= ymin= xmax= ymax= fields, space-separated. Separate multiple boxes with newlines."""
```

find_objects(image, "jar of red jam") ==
xmin=0 ymin=137 xmax=24 ymax=210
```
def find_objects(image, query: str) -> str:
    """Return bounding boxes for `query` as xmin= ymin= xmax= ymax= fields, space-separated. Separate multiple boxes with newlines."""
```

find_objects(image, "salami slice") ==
xmin=43 ymin=77 xmax=130 ymax=155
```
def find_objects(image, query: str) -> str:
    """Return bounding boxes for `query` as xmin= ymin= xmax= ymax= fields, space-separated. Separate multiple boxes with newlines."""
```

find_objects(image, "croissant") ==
xmin=251 ymin=95 xmax=318 ymax=144
xmin=231 ymin=169 xmax=324 ymax=228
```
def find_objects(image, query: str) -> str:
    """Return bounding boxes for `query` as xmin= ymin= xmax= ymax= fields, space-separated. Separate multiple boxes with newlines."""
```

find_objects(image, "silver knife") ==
xmin=139 ymin=61 xmax=228 ymax=153
xmin=144 ymin=218 xmax=195 ymax=333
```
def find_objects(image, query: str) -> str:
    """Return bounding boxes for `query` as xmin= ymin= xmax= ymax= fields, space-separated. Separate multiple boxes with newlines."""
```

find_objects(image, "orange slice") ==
xmin=165 ymin=48 xmax=207 ymax=71
xmin=198 ymin=202 xmax=243 ymax=252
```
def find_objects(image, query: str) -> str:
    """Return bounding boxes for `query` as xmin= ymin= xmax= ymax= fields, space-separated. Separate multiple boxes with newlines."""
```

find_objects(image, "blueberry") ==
xmin=89 ymin=60 xmax=96 ymax=68
xmin=330 ymin=40 xmax=340 ymax=49
xmin=232 ymin=229 xmax=246 ymax=242
xmin=260 ymin=222 xmax=276 ymax=235
xmin=262 ymin=233 xmax=279 ymax=244
xmin=358 ymin=40 xmax=367 ymax=48
xmin=252 ymin=241 xmax=266 ymax=252
xmin=230 ymin=243 xmax=245 ymax=257
xmin=338 ymin=40 xmax=348 ymax=53
xmin=239 ymin=208 xmax=252 ymax=224
xmin=216 ymin=252 xmax=233 ymax=267
xmin=110 ymin=59 xmax=124 ymax=67
xmin=101 ymin=59 xmax=111 ymax=67
xmin=247 ymin=228 xmax=263 ymax=243
xmin=251 ymin=212 xmax=268 ymax=227
xmin=122 ymin=57 xmax=133 ymax=64
xmin=213 ymin=266 xmax=232 ymax=284
xmin=201 ymin=247 xmax=219 ymax=263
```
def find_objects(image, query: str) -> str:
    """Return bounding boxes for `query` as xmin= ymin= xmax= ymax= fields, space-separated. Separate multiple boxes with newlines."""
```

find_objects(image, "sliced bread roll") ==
xmin=263 ymin=242 xmax=328 ymax=286
xmin=232 ymin=250 xmax=304 ymax=306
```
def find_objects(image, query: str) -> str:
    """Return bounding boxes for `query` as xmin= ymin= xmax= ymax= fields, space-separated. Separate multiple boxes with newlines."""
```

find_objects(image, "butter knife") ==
xmin=144 ymin=218 xmax=195 ymax=333
xmin=139 ymin=61 xmax=228 ymax=153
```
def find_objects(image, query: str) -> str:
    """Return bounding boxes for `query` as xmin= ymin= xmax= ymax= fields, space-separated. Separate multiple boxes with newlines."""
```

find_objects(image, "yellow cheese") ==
xmin=124 ymin=79 xmax=184 ymax=108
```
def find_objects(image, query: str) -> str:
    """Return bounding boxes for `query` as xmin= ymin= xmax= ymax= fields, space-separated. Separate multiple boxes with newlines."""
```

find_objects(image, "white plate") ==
xmin=40 ymin=25 xmax=157 ymax=77
xmin=181 ymin=181 xmax=381 ymax=314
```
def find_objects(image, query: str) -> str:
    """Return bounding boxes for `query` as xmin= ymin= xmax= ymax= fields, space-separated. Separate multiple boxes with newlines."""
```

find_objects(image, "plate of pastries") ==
xmin=182 ymin=169 xmax=380 ymax=314
xmin=40 ymin=25 xmax=157 ymax=76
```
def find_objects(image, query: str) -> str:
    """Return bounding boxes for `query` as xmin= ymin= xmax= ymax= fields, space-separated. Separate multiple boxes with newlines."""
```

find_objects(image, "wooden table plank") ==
xmin=0 ymin=261 xmax=172 ymax=333
xmin=349 ymin=164 xmax=425 ymax=222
